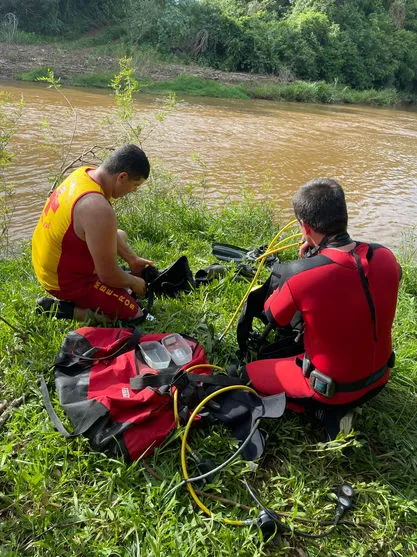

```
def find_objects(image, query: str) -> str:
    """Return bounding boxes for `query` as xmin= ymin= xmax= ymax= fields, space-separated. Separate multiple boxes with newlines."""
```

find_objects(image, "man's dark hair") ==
xmin=102 ymin=144 xmax=150 ymax=180
xmin=292 ymin=178 xmax=348 ymax=235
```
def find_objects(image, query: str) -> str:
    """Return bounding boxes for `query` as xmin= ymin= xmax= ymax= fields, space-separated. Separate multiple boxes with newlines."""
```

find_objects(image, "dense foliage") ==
xmin=0 ymin=0 xmax=128 ymax=36
xmin=2 ymin=0 xmax=417 ymax=92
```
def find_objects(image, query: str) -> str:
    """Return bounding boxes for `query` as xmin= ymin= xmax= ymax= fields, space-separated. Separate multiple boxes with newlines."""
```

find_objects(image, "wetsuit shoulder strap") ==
xmin=270 ymin=254 xmax=333 ymax=293
xmin=353 ymin=241 xmax=384 ymax=262
xmin=352 ymin=247 xmax=378 ymax=342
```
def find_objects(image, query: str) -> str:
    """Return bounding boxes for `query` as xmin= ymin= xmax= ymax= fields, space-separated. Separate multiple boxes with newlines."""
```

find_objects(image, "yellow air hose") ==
xmin=256 ymin=233 xmax=303 ymax=260
xmin=170 ymin=220 xmax=303 ymax=524
xmin=180 ymin=383 xmax=261 ymax=526
xmin=218 ymin=220 xmax=302 ymax=341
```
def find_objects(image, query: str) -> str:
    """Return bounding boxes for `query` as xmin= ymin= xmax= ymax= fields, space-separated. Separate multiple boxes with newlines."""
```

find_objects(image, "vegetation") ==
xmin=15 ymin=67 xmax=412 ymax=105
xmin=2 ymin=0 xmax=417 ymax=102
xmin=0 ymin=91 xmax=22 ymax=255
xmin=15 ymin=67 xmax=52 ymax=82
xmin=1 ymin=175 xmax=417 ymax=555
xmin=1 ymin=44 xmax=416 ymax=557
xmin=142 ymin=75 xmax=250 ymax=99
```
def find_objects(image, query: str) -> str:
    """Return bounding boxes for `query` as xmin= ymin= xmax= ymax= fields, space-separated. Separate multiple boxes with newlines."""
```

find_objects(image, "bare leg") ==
xmin=117 ymin=229 xmax=153 ymax=276
xmin=73 ymin=306 xmax=143 ymax=323
xmin=117 ymin=229 xmax=136 ymax=265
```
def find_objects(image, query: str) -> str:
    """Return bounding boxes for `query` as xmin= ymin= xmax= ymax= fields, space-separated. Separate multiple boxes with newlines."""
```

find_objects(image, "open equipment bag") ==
xmin=40 ymin=326 xmax=286 ymax=462
xmin=40 ymin=327 xmax=209 ymax=460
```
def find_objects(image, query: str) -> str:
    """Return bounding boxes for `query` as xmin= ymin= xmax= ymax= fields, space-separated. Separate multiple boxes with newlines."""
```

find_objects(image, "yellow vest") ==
xmin=32 ymin=167 xmax=105 ymax=292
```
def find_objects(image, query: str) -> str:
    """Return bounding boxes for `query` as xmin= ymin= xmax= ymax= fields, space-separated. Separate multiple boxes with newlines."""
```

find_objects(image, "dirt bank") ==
xmin=0 ymin=42 xmax=279 ymax=86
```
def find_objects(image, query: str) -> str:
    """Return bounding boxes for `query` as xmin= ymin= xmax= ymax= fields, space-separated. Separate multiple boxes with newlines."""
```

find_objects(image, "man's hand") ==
xmin=299 ymin=240 xmax=311 ymax=258
xmin=128 ymin=256 xmax=154 ymax=276
xmin=129 ymin=275 xmax=147 ymax=297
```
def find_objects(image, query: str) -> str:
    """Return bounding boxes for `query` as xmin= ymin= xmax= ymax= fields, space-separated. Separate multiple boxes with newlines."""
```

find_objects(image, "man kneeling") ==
xmin=246 ymin=178 xmax=401 ymax=437
xmin=32 ymin=144 xmax=152 ymax=323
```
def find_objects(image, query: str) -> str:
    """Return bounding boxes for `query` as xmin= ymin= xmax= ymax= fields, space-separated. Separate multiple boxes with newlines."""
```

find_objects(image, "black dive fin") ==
xmin=212 ymin=242 xmax=277 ymax=266
xmin=212 ymin=242 xmax=249 ymax=263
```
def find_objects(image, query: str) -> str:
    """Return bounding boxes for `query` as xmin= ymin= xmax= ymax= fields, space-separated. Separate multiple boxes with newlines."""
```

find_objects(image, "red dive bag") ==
xmin=40 ymin=327 xmax=208 ymax=461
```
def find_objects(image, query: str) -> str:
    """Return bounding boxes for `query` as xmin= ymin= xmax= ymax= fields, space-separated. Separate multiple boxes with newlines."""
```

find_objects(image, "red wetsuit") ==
xmin=246 ymin=243 xmax=401 ymax=408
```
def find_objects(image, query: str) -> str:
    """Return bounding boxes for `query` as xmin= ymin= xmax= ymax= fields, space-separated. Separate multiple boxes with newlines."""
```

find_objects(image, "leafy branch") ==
xmin=37 ymin=70 xmax=80 ymax=192
xmin=107 ymin=56 xmax=177 ymax=146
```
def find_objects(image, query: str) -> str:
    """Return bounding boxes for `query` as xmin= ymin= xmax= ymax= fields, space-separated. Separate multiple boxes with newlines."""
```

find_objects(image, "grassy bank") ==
xmin=15 ymin=65 xmax=415 ymax=107
xmin=1 ymin=169 xmax=417 ymax=555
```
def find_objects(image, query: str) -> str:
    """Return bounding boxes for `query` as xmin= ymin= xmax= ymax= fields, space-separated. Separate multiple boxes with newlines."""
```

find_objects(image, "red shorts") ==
xmin=49 ymin=278 xmax=140 ymax=320
xmin=247 ymin=353 xmax=312 ymax=397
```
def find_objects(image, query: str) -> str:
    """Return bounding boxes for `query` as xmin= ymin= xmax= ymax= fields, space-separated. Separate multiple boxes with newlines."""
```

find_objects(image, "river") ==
xmin=2 ymin=80 xmax=417 ymax=250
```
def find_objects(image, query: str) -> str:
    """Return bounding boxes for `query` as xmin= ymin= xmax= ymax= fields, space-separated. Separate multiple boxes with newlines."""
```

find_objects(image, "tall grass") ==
xmin=0 ymin=29 xmax=50 ymax=44
xmin=141 ymin=75 xmax=249 ymax=99
xmin=242 ymin=80 xmax=404 ymax=106
xmin=15 ymin=64 xmax=413 ymax=106
xmin=1 ymin=171 xmax=416 ymax=555
xmin=15 ymin=67 xmax=52 ymax=82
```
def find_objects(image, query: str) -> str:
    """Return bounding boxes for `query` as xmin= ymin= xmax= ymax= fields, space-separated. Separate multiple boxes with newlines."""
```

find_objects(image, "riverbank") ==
xmin=1 ymin=41 xmax=414 ymax=106
xmin=1 ymin=179 xmax=417 ymax=555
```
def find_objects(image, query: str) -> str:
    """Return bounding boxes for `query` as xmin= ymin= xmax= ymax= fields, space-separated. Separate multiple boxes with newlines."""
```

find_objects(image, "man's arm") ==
xmin=73 ymin=194 xmax=146 ymax=296
xmin=264 ymin=281 xmax=298 ymax=327
xmin=116 ymin=229 xmax=153 ymax=276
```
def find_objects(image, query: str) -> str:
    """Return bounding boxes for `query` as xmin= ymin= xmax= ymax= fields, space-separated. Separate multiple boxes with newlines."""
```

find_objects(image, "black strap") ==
xmin=57 ymin=328 xmax=142 ymax=367
xmin=38 ymin=375 xmax=108 ymax=437
xmin=352 ymin=249 xmax=378 ymax=342
xmin=296 ymin=358 xmax=390 ymax=393
xmin=130 ymin=370 xmax=245 ymax=391
xmin=335 ymin=363 xmax=388 ymax=392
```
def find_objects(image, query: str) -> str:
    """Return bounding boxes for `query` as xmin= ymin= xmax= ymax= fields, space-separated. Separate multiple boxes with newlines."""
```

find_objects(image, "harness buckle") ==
xmin=171 ymin=370 xmax=189 ymax=390
xmin=302 ymin=354 xmax=315 ymax=378
xmin=309 ymin=370 xmax=336 ymax=398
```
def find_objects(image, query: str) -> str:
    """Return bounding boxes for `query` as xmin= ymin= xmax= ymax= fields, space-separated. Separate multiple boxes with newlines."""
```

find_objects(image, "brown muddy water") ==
xmin=2 ymin=80 xmax=417 ymax=250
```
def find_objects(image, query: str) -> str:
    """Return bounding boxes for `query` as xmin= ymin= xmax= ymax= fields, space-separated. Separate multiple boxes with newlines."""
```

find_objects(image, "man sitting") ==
xmin=245 ymin=178 xmax=401 ymax=437
xmin=32 ymin=144 xmax=152 ymax=322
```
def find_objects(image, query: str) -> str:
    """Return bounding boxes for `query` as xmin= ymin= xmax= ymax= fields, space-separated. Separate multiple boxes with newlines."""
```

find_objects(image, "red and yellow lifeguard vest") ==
xmin=32 ymin=166 xmax=106 ymax=296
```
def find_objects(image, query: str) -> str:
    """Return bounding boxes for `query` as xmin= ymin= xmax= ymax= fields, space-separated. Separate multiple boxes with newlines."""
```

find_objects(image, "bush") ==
xmin=15 ymin=66 xmax=53 ymax=81
xmin=142 ymin=75 xmax=249 ymax=99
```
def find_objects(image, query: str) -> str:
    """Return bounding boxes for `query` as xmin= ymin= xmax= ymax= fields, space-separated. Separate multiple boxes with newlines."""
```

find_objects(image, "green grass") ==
xmin=69 ymin=71 xmax=116 ymax=89
xmin=140 ymin=75 xmax=250 ymax=99
xmin=15 ymin=63 xmax=415 ymax=105
xmin=242 ymin=80 xmax=407 ymax=106
xmin=60 ymin=26 xmax=127 ymax=49
xmin=15 ymin=66 xmax=52 ymax=82
xmin=0 ymin=30 xmax=52 ymax=44
xmin=1 ymin=171 xmax=417 ymax=555
xmin=14 ymin=66 xmax=249 ymax=98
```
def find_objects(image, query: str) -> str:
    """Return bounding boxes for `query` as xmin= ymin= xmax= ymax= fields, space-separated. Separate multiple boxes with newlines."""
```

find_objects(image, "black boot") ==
xmin=195 ymin=264 xmax=227 ymax=286
xmin=36 ymin=297 xmax=75 ymax=319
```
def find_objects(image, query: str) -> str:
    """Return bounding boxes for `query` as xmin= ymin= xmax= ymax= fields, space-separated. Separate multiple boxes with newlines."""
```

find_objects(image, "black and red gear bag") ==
xmin=39 ymin=326 xmax=209 ymax=461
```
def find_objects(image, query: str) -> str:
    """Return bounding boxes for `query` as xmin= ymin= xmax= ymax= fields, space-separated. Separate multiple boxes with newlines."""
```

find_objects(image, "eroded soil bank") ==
xmin=0 ymin=42 xmax=279 ymax=86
